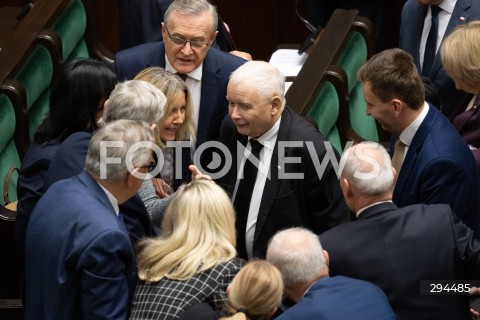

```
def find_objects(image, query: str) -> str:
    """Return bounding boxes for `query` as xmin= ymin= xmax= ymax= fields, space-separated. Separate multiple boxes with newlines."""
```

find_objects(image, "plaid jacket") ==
xmin=129 ymin=259 xmax=242 ymax=319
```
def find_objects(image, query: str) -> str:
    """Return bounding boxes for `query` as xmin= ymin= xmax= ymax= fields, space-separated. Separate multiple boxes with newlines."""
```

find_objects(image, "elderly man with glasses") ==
xmin=114 ymin=0 xmax=247 ymax=152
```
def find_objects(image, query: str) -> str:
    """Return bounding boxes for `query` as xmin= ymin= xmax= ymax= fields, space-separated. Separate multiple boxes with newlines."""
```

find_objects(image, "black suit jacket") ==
xmin=400 ymin=0 xmax=480 ymax=116
xmin=114 ymin=42 xmax=246 ymax=147
xmin=320 ymin=202 xmax=480 ymax=320
xmin=218 ymin=107 xmax=350 ymax=259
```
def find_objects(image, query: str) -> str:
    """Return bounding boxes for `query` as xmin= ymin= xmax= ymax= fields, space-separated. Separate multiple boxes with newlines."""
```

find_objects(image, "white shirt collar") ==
xmin=356 ymin=200 xmax=393 ymax=218
xmin=98 ymin=183 xmax=120 ymax=216
xmin=399 ymin=102 xmax=429 ymax=146
xmin=249 ymin=116 xmax=282 ymax=151
xmin=438 ymin=0 xmax=456 ymax=14
xmin=165 ymin=55 xmax=203 ymax=81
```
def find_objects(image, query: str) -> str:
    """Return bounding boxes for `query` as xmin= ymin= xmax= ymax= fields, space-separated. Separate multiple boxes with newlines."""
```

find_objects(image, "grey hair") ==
xmin=340 ymin=141 xmax=395 ymax=195
xmin=85 ymin=120 xmax=155 ymax=181
xmin=266 ymin=227 xmax=326 ymax=289
xmin=229 ymin=61 xmax=286 ymax=107
xmin=164 ymin=0 xmax=218 ymax=35
xmin=101 ymin=80 xmax=166 ymax=126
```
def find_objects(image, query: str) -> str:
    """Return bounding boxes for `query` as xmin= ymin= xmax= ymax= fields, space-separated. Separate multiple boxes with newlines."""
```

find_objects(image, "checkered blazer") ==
xmin=129 ymin=259 xmax=243 ymax=319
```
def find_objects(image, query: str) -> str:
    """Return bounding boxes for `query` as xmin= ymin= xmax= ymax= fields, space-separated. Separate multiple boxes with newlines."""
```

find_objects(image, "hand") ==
xmin=189 ymin=165 xmax=214 ymax=182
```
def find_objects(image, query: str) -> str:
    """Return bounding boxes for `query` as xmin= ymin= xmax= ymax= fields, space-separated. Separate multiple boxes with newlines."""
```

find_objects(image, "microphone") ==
xmin=295 ymin=0 xmax=319 ymax=55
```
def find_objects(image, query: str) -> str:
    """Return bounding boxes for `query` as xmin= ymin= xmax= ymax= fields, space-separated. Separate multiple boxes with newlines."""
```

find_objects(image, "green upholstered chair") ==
xmin=51 ymin=0 xmax=89 ymax=61
xmin=307 ymin=81 xmax=343 ymax=154
xmin=13 ymin=44 xmax=54 ymax=143
xmin=0 ymin=94 xmax=21 ymax=208
xmin=335 ymin=31 xmax=380 ymax=142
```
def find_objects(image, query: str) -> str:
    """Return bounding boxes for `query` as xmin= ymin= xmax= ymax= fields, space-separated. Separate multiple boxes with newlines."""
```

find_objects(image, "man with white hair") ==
xmin=320 ymin=141 xmax=480 ymax=319
xmin=217 ymin=60 xmax=349 ymax=260
xmin=266 ymin=227 xmax=396 ymax=319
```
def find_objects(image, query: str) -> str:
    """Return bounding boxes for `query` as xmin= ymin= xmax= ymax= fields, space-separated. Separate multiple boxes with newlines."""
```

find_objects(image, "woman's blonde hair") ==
xmin=134 ymin=67 xmax=195 ymax=147
xmin=441 ymin=21 xmax=480 ymax=89
xmin=137 ymin=180 xmax=237 ymax=281
xmin=221 ymin=260 xmax=284 ymax=320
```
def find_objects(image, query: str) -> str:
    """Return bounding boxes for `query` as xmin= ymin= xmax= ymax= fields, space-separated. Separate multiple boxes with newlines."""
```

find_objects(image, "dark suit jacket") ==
xmin=276 ymin=276 xmax=396 ymax=320
xmin=320 ymin=202 xmax=480 ymax=320
xmin=25 ymin=171 xmax=137 ymax=319
xmin=45 ymin=131 xmax=156 ymax=242
xmin=114 ymin=42 xmax=246 ymax=147
xmin=15 ymin=141 xmax=60 ymax=267
xmin=391 ymin=105 xmax=480 ymax=236
xmin=217 ymin=107 xmax=350 ymax=259
xmin=400 ymin=0 xmax=480 ymax=117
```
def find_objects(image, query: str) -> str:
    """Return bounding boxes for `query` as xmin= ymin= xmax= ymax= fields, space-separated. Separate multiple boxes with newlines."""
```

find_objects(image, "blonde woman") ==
xmin=129 ymin=180 xmax=243 ymax=320
xmin=134 ymin=67 xmax=196 ymax=225
xmin=178 ymin=260 xmax=284 ymax=320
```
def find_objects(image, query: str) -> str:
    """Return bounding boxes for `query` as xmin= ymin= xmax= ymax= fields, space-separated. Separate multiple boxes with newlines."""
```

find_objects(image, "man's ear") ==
xmin=270 ymin=95 xmax=282 ymax=116
xmin=323 ymin=250 xmax=330 ymax=266
xmin=392 ymin=98 xmax=403 ymax=116
xmin=210 ymin=30 xmax=219 ymax=43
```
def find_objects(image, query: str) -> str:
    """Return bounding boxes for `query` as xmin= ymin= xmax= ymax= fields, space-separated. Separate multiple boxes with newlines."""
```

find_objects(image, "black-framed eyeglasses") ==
xmin=164 ymin=25 xmax=210 ymax=49
xmin=140 ymin=161 xmax=157 ymax=173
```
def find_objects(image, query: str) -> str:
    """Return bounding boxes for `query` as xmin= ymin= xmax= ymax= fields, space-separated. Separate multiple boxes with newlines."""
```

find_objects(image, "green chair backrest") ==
xmin=13 ymin=44 xmax=53 ymax=142
xmin=0 ymin=94 xmax=21 ymax=206
xmin=307 ymin=81 xmax=343 ymax=154
xmin=52 ymin=0 xmax=89 ymax=60
xmin=335 ymin=31 xmax=379 ymax=142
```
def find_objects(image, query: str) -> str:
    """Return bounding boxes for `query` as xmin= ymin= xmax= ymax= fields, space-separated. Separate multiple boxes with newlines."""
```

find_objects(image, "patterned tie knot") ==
xmin=176 ymin=73 xmax=188 ymax=81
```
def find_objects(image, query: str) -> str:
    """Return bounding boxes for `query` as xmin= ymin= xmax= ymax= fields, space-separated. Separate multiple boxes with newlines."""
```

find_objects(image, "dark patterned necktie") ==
xmin=234 ymin=139 xmax=263 ymax=259
xmin=176 ymin=73 xmax=188 ymax=81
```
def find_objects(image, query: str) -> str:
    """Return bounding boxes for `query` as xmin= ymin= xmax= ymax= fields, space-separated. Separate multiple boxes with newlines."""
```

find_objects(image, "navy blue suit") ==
xmin=15 ymin=141 xmax=60 ymax=267
xmin=45 ymin=131 xmax=156 ymax=242
xmin=392 ymin=105 xmax=480 ymax=236
xmin=320 ymin=202 xmax=480 ymax=320
xmin=400 ymin=0 xmax=480 ymax=117
xmin=114 ymin=42 xmax=246 ymax=146
xmin=25 ymin=171 xmax=137 ymax=319
xmin=217 ymin=107 xmax=350 ymax=259
xmin=277 ymin=276 xmax=396 ymax=320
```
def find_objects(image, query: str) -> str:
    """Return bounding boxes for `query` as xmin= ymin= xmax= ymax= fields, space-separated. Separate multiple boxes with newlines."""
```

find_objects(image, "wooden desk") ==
xmin=0 ymin=0 xmax=67 ymax=84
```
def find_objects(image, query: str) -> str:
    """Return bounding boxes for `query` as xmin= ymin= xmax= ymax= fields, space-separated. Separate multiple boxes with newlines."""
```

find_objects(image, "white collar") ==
xmin=165 ymin=55 xmax=203 ymax=81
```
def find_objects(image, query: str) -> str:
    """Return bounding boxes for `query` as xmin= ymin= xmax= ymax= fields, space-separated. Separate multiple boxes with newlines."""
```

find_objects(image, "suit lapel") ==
xmin=253 ymin=109 xmax=292 ymax=242
xmin=430 ymin=0 xmax=471 ymax=77
xmin=413 ymin=4 xmax=428 ymax=70
xmin=393 ymin=106 xmax=437 ymax=201
xmin=198 ymin=52 xmax=221 ymax=145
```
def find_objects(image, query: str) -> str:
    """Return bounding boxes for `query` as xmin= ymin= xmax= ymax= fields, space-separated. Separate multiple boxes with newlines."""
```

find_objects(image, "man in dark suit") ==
xmin=25 ymin=120 xmax=155 ymax=319
xmin=266 ymin=228 xmax=396 ymax=319
xmin=216 ymin=61 xmax=349 ymax=260
xmin=357 ymin=48 xmax=480 ymax=236
xmin=114 ymin=0 xmax=246 ymax=147
xmin=400 ymin=0 xmax=480 ymax=117
xmin=320 ymin=141 xmax=480 ymax=320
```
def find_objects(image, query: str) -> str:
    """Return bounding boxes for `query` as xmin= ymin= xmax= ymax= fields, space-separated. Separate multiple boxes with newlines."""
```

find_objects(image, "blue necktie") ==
xmin=422 ymin=5 xmax=441 ymax=76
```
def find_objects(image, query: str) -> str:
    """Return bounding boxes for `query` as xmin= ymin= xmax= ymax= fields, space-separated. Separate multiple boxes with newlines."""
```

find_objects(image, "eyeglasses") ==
xmin=164 ymin=25 xmax=210 ymax=49
xmin=140 ymin=161 xmax=157 ymax=173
